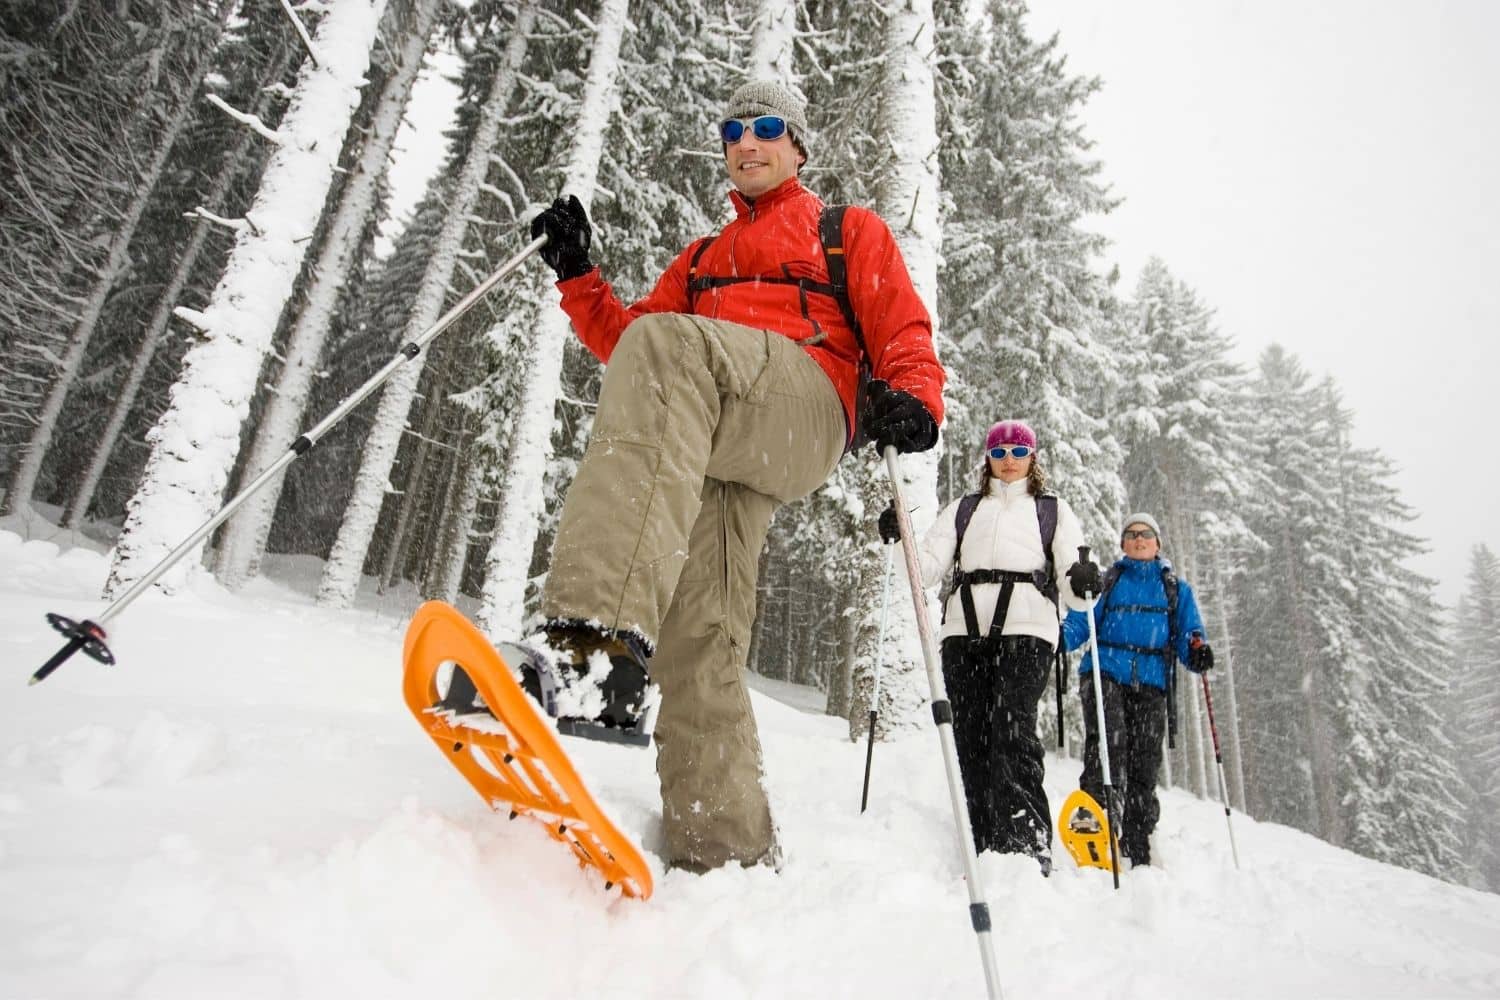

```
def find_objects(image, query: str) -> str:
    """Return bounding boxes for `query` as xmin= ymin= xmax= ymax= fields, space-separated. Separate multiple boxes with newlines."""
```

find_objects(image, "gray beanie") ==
xmin=724 ymin=80 xmax=809 ymax=156
xmin=1121 ymin=512 xmax=1162 ymax=543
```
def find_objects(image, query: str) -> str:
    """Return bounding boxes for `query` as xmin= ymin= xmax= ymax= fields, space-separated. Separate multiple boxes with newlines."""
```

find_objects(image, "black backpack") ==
xmin=685 ymin=205 xmax=873 ymax=451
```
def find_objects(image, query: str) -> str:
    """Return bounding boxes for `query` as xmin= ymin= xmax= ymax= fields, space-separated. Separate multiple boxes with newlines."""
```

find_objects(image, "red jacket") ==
xmin=556 ymin=178 xmax=945 ymax=440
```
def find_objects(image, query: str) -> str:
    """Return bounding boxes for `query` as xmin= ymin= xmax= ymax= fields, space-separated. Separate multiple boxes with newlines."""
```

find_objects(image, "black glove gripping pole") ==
xmin=1200 ymin=672 xmax=1242 ymax=869
xmin=28 ymin=236 xmax=549 ymax=686
xmin=1080 ymin=545 xmax=1122 ymax=890
xmin=883 ymin=446 xmax=1004 ymax=1000
xmin=860 ymin=541 xmax=896 ymax=813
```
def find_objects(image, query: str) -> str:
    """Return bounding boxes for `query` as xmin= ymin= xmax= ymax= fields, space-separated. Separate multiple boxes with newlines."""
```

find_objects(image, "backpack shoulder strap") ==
xmin=1098 ymin=564 xmax=1123 ymax=610
xmin=685 ymin=234 xmax=716 ymax=312
xmin=819 ymin=204 xmax=868 ymax=360
xmin=954 ymin=492 xmax=983 ymax=558
xmin=1033 ymin=493 xmax=1059 ymax=601
xmin=1161 ymin=563 xmax=1181 ymax=663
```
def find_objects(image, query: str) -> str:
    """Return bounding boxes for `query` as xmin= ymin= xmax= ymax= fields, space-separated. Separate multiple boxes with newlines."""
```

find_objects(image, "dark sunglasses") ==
xmin=719 ymin=115 xmax=788 ymax=144
xmin=988 ymin=445 xmax=1033 ymax=460
xmin=1122 ymin=529 xmax=1158 ymax=540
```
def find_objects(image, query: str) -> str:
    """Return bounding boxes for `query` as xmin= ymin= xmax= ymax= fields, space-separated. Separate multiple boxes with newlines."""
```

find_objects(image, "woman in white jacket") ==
xmin=881 ymin=420 xmax=1092 ymax=872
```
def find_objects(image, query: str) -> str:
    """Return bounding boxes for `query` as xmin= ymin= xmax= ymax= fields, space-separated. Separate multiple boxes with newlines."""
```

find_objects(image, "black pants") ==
xmin=1078 ymin=672 xmax=1168 ymax=864
xmin=940 ymin=634 xmax=1054 ymax=860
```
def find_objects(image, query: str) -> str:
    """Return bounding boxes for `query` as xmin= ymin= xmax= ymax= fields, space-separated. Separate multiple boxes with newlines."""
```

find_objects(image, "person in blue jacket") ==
xmin=1062 ymin=512 xmax=1214 ymax=866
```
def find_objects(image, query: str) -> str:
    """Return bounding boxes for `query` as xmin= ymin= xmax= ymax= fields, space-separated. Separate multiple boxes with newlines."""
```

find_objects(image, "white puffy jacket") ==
xmin=917 ymin=476 xmax=1092 ymax=645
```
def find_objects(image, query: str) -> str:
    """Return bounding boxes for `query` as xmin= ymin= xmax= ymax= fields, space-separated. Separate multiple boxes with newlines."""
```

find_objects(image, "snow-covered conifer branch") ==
xmin=278 ymin=0 xmax=323 ymax=68
xmin=205 ymin=94 xmax=284 ymax=144
xmin=183 ymin=206 xmax=262 ymax=237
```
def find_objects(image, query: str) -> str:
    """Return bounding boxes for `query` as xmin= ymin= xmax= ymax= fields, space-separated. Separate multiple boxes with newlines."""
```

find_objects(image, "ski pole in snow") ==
xmin=882 ymin=446 xmax=1004 ymax=1000
xmin=860 ymin=540 xmax=896 ymax=813
xmin=28 ymin=236 xmax=549 ymax=686
xmin=1080 ymin=545 xmax=1122 ymax=890
xmin=1199 ymin=672 xmax=1241 ymax=869
xmin=1054 ymin=642 xmax=1066 ymax=750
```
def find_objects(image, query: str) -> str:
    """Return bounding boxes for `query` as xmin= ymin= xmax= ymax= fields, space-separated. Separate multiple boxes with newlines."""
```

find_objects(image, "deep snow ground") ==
xmin=2 ymin=529 xmax=1499 ymax=999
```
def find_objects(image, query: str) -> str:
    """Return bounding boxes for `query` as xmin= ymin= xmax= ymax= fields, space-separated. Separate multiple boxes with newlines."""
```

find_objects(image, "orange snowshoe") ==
xmin=401 ymin=601 xmax=653 ymax=900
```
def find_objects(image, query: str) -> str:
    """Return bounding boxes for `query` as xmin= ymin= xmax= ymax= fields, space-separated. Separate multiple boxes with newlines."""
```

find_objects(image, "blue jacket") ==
xmin=1062 ymin=557 xmax=1205 ymax=691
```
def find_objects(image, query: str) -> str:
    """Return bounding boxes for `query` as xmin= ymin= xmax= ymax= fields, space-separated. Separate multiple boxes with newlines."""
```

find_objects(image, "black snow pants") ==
xmin=940 ymin=633 xmax=1054 ymax=861
xmin=1078 ymin=671 xmax=1168 ymax=864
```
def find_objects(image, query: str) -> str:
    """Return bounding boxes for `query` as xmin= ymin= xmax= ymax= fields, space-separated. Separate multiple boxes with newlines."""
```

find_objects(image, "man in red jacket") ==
xmin=528 ymin=80 xmax=944 ymax=871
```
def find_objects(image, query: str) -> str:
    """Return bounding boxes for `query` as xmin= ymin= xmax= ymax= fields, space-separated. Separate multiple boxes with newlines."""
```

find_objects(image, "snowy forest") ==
xmin=2 ymin=0 xmax=1496 ymax=896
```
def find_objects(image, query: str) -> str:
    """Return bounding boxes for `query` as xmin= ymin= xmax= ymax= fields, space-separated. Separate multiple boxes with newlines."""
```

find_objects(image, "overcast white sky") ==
xmin=1024 ymin=0 xmax=1500 ymax=605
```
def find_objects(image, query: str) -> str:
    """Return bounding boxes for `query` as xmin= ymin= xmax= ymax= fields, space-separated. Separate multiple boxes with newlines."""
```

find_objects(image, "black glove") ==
xmin=877 ymin=501 xmax=901 ymax=544
xmin=1066 ymin=559 xmax=1102 ymax=599
xmin=529 ymin=194 xmax=593 ymax=281
xmin=863 ymin=379 xmax=938 ymax=454
xmin=1188 ymin=637 xmax=1214 ymax=673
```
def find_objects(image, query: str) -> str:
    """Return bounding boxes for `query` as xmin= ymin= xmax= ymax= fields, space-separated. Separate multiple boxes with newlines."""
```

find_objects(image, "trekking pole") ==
xmin=860 ymin=540 xmax=896 ymax=813
xmin=1199 ymin=672 xmax=1242 ymax=869
xmin=27 ymin=237 xmax=549 ymax=686
xmin=1054 ymin=642 xmax=1066 ymax=750
xmin=1080 ymin=545 xmax=1122 ymax=890
xmin=882 ymin=446 xmax=1003 ymax=1000
xmin=1166 ymin=659 xmax=1178 ymax=749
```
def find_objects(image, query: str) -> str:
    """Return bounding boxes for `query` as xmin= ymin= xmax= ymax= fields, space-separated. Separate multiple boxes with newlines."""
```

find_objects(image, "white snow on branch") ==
xmin=182 ymin=206 xmax=262 ymax=236
xmin=205 ymin=94 xmax=284 ymax=145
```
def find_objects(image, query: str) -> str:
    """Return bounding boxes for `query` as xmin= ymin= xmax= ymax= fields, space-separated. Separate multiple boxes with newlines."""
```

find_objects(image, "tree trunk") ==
xmin=474 ymin=0 xmax=631 ymax=639
xmin=216 ymin=0 xmax=442 ymax=590
xmin=825 ymin=598 xmax=858 ymax=719
xmin=63 ymin=44 xmax=296 ymax=531
xmin=849 ymin=0 xmax=943 ymax=741
xmin=106 ymin=0 xmax=388 ymax=599
xmin=7 ymin=12 xmax=228 ymax=516
xmin=746 ymin=0 xmax=795 ymax=79
xmin=1211 ymin=556 xmax=1249 ymax=811
xmin=317 ymin=5 xmax=533 ymax=609
xmin=376 ymin=371 xmax=445 ymax=594
xmin=424 ymin=432 xmax=485 ymax=603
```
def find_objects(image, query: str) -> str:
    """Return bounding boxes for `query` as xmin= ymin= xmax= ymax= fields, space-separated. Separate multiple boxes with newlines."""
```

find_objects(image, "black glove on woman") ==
xmin=530 ymin=194 xmax=593 ymax=281
xmin=877 ymin=501 xmax=901 ymax=544
xmin=1066 ymin=559 xmax=1102 ymax=599
xmin=1188 ymin=637 xmax=1215 ymax=673
xmin=863 ymin=379 xmax=938 ymax=454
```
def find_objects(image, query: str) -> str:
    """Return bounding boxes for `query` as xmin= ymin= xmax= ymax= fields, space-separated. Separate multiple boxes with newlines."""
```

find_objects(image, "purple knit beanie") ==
xmin=984 ymin=420 xmax=1037 ymax=452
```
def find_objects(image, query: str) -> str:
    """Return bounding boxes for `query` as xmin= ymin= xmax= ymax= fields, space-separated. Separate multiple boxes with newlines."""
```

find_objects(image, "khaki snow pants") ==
xmin=542 ymin=313 xmax=845 ymax=869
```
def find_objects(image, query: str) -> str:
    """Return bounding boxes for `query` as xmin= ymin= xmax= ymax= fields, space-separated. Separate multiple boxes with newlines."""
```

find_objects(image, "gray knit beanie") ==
xmin=1121 ymin=512 xmax=1163 ymax=544
xmin=724 ymin=80 xmax=809 ymax=157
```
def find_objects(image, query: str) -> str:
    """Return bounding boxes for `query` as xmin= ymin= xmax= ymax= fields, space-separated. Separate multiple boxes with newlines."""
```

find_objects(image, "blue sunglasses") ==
xmin=988 ymin=445 xmax=1034 ymax=460
xmin=719 ymin=115 xmax=788 ymax=144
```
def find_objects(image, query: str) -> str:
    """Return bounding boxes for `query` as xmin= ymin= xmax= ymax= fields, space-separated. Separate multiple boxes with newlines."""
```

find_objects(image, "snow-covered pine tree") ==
xmin=316 ymin=0 xmax=533 ymax=609
xmin=932 ymin=0 xmax=1123 ymax=544
xmin=61 ymin=27 xmax=302 ymax=531
xmin=3 ymin=0 xmax=233 ymax=520
xmin=214 ymin=0 xmax=444 ymax=590
xmin=473 ymin=0 xmax=632 ymax=639
xmin=471 ymin=0 xmax=746 ymax=637
xmin=1109 ymin=258 xmax=1261 ymax=798
xmin=1228 ymin=346 xmax=1355 ymax=842
xmin=1451 ymin=544 xmax=1500 ymax=889
xmin=105 ymin=0 xmax=389 ymax=598
xmin=837 ymin=0 xmax=946 ymax=740
xmin=271 ymin=186 xmax=454 ymax=560
xmin=1311 ymin=380 xmax=1466 ymax=881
